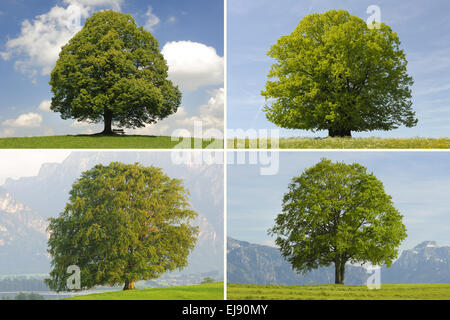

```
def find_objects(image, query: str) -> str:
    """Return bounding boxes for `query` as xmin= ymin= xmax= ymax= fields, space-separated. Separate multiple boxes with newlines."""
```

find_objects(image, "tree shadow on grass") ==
xmin=69 ymin=133 xmax=159 ymax=138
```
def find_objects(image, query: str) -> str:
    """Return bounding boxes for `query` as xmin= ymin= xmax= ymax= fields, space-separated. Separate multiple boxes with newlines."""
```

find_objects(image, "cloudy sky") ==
xmin=228 ymin=151 xmax=450 ymax=253
xmin=0 ymin=0 xmax=224 ymax=137
xmin=228 ymin=0 xmax=450 ymax=138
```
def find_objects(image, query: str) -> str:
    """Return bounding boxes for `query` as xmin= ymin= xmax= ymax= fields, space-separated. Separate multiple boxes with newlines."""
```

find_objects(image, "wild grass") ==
xmin=0 ymin=135 xmax=223 ymax=149
xmin=228 ymin=137 xmax=450 ymax=149
xmin=227 ymin=283 xmax=450 ymax=300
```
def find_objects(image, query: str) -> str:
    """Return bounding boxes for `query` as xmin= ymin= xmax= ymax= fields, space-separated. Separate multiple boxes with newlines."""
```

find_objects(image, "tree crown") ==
xmin=262 ymin=10 xmax=417 ymax=136
xmin=269 ymin=158 xmax=407 ymax=275
xmin=46 ymin=162 xmax=198 ymax=292
xmin=50 ymin=10 xmax=181 ymax=132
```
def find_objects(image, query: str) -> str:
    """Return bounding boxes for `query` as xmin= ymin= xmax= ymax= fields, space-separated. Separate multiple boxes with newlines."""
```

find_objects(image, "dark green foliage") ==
xmin=50 ymin=10 xmax=181 ymax=134
xmin=46 ymin=162 xmax=198 ymax=292
xmin=269 ymin=159 xmax=407 ymax=284
xmin=201 ymin=277 xmax=215 ymax=284
xmin=262 ymin=10 xmax=417 ymax=137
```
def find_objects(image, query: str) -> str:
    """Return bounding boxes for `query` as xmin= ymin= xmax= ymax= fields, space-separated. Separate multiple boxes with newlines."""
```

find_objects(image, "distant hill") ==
xmin=227 ymin=238 xmax=450 ymax=285
xmin=0 ymin=152 xmax=223 ymax=277
xmin=381 ymin=241 xmax=450 ymax=284
xmin=65 ymin=282 xmax=224 ymax=300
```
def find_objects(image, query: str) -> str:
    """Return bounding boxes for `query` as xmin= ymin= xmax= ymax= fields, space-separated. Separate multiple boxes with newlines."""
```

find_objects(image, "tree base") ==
xmin=328 ymin=128 xmax=352 ymax=138
xmin=123 ymin=281 xmax=136 ymax=290
xmin=99 ymin=130 xmax=115 ymax=136
xmin=335 ymin=260 xmax=346 ymax=284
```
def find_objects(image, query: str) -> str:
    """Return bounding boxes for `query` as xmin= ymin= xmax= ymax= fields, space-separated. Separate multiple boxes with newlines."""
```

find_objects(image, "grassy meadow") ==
xmin=228 ymin=137 xmax=450 ymax=149
xmin=65 ymin=282 xmax=224 ymax=300
xmin=0 ymin=135 xmax=223 ymax=149
xmin=227 ymin=283 xmax=450 ymax=300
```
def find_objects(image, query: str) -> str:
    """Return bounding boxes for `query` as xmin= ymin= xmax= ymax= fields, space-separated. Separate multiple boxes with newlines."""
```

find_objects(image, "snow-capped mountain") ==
xmin=0 ymin=152 xmax=224 ymax=277
xmin=228 ymin=238 xmax=450 ymax=285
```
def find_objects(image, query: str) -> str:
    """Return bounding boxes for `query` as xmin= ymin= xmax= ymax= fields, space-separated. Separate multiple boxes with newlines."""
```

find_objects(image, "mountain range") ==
xmin=228 ymin=237 xmax=450 ymax=285
xmin=0 ymin=152 xmax=224 ymax=277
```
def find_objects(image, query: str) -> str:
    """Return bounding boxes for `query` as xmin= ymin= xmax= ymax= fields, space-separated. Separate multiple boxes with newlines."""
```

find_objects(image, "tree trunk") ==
xmin=328 ymin=128 xmax=352 ymax=138
xmin=340 ymin=261 xmax=345 ymax=284
xmin=334 ymin=259 xmax=346 ymax=285
xmin=102 ymin=109 xmax=113 ymax=135
xmin=123 ymin=281 xmax=136 ymax=290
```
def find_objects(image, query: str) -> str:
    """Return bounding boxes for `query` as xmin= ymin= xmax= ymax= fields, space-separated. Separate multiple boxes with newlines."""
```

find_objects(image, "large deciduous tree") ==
xmin=45 ymin=162 xmax=198 ymax=291
xmin=50 ymin=10 xmax=181 ymax=135
xmin=269 ymin=158 xmax=407 ymax=284
xmin=262 ymin=10 xmax=417 ymax=137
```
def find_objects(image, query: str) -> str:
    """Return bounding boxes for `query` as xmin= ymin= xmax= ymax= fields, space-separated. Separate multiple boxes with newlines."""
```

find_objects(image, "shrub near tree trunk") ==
xmin=262 ymin=10 xmax=418 ymax=137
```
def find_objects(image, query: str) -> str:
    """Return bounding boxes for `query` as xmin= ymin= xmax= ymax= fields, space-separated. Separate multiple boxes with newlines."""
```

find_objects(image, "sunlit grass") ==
xmin=227 ymin=283 xmax=450 ymax=300
xmin=0 ymin=135 xmax=223 ymax=149
xmin=228 ymin=137 xmax=450 ymax=149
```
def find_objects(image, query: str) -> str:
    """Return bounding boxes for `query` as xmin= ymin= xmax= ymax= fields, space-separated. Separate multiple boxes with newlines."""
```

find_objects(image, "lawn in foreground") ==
xmin=0 ymin=135 xmax=223 ymax=149
xmin=65 ymin=282 xmax=224 ymax=300
xmin=228 ymin=137 xmax=450 ymax=149
xmin=227 ymin=283 xmax=450 ymax=300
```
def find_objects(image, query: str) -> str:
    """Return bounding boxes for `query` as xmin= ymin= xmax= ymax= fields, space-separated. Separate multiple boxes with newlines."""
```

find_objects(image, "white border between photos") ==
xmin=224 ymin=0 xmax=228 ymax=301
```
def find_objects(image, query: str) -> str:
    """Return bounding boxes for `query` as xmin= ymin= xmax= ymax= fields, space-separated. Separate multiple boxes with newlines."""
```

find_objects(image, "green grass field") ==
xmin=227 ymin=283 xmax=450 ymax=300
xmin=228 ymin=137 xmax=450 ymax=149
xmin=65 ymin=282 xmax=224 ymax=300
xmin=0 ymin=135 xmax=223 ymax=149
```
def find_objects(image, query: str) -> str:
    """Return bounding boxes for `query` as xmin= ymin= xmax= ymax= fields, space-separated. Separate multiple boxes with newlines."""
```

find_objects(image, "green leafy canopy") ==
xmin=262 ymin=10 xmax=417 ymax=137
xmin=45 ymin=162 xmax=198 ymax=292
xmin=50 ymin=10 xmax=181 ymax=134
xmin=269 ymin=158 xmax=407 ymax=284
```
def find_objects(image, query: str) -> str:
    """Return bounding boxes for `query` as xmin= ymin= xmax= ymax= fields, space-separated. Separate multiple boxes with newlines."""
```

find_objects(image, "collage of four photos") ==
xmin=0 ymin=0 xmax=450 ymax=302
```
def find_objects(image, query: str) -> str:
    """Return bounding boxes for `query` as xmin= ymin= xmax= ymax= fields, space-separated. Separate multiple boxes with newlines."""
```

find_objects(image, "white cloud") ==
xmin=161 ymin=41 xmax=224 ymax=91
xmin=1 ymin=3 xmax=90 ymax=79
xmin=70 ymin=119 xmax=93 ymax=127
xmin=38 ymin=100 xmax=52 ymax=112
xmin=64 ymin=0 xmax=123 ymax=10
xmin=0 ymin=51 xmax=10 ymax=60
xmin=129 ymin=107 xmax=187 ymax=137
xmin=44 ymin=128 xmax=55 ymax=136
xmin=262 ymin=240 xmax=276 ymax=247
xmin=2 ymin=113 xmax=43 ymax=128
xmin=1 ymin=0 xmax=122 ymax=80
xmin=0 ymin=150 xmax=71 ymax=185
xmin=82 ymin=128 xmax=96 ymax=135
xmin=168 ymin=16 xmax=176 ymax=23
xmin=177 ymin=88 xmax=224 ymax=130
xmin=0 ymin=128 xmax=15 ymax=138
xmin=129 ymin=88 xmax=224 ymax=137
xmin=144 ymin=6 xmax=160 ymax=32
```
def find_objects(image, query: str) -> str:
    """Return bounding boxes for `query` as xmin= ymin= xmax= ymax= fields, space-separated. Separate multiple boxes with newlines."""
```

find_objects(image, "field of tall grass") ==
xmin=0 ymin=135 xmax=223 ymax=149
xmin=227 ymin=283 xmax=450 ymax=300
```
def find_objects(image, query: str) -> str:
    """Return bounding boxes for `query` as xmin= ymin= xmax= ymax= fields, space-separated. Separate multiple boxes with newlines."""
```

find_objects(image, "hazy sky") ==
xmin=0 ymin=0 xmax=224 ymax=138
xmin=228 ymin=0 xmax=450 ymax=138
xmin=228 ymin=151 xmax=450 ymax=253
xmin=0 ymin=150 xmax=71 ymax=184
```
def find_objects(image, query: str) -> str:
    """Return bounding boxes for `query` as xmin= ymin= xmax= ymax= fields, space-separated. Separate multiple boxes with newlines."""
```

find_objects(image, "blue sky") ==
xmin=0 ymin=0 xmax=224 ymax=137
xmin=228 ymin=0 xmax=450 ymax=138
xmin=228 ymin=151 xmax=450 ymax=253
